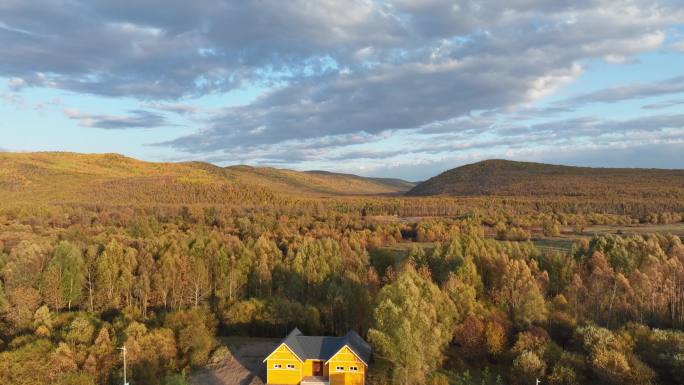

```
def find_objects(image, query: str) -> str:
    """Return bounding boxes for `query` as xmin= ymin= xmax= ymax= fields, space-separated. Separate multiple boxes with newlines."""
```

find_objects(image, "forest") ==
xmin=1 ymin=153 xmax=684 ymax=385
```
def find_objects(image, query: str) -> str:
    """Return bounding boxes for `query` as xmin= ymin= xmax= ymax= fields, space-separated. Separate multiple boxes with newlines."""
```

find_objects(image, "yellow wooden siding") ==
xmin=328 ymin=369 xmax=364 ymax=385
xmin=302 ymin=359 xmax=313 ymax=376
xmin=327 ymin=346 xmax=366 ymax=385
xmin=266 ymin=345 xmax=302 ymax=384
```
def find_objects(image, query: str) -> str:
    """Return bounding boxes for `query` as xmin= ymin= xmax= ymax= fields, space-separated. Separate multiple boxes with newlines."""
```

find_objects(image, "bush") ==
xmin=208 ymin=345 xmax=233 ymax=366
xmin=548 ymin=365 xmax=579 ymax=385
xmin=495 ymin=223 xmax=531 ymax=241
xmin=165 ymin=309 xmax=215 ymax=368
xmin=54 ymin=372 xmax=95 ymax=385
xmin=543 ymin=221 xmax=561 ymax=237
xmin=162 ymin=374 xmax=189 ymax=385
xmin=512 ymin=351 xmax=546 ymax=385
xmin=484 ymin=320 xmax=507 ymax=356
xmin=428 ymin=372 xmax=449 ymax=385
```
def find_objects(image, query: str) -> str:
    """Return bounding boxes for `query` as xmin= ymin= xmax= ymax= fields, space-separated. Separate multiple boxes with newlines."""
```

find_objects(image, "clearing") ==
xmin=371 ymin=223 xmax=684 ymax=258
xmin=190 ymin=337 xmax=278 ymax=385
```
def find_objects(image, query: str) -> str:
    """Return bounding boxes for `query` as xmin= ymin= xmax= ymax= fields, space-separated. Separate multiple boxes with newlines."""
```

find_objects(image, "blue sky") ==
xmin=1 ymin=1 xmax=684 ymax=181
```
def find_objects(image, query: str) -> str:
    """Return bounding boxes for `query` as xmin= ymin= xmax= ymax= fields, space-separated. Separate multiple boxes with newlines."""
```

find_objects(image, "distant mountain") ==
xmin=305 ymin=170 xmax=415 ymax=192
xmin=406 ymin=159 xmax=684 ymax=197
xmin=0 ymin=152 xmax=412 ymax=205
xmin=223 ymin=166 xmax=413 ymax=196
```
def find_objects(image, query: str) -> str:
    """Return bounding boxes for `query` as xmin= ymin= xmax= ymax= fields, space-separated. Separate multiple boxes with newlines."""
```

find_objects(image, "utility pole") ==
xmin=118 ymin=345 xmax=128 ymax=385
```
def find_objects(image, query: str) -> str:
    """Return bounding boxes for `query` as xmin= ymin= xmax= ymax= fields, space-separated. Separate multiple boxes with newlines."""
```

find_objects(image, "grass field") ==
xmin=534 ymin=223 xmax=684 ymax=252
xmin=532 ymin=238 xmax=578 ymax=252
xmin=581 ymin=223 xmax=684 ymax=237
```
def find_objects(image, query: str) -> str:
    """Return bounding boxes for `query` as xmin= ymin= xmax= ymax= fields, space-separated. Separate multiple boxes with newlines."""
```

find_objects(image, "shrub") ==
xmin=208 ymin=345 xmax=233 ymax=366
xmin=512 ymin=351 xmax=546 ymax=385
xmin=548 ymin=365 xmax=579 ymax=385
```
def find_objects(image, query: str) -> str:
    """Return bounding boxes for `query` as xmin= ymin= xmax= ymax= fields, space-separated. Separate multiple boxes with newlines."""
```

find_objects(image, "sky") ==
xmin=1 ymin=1 xmax=684 ymax=181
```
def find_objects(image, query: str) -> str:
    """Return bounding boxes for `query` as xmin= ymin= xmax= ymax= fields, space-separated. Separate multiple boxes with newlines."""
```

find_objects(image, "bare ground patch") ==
xmin=190 ymin=338 xmax=278 ymax=385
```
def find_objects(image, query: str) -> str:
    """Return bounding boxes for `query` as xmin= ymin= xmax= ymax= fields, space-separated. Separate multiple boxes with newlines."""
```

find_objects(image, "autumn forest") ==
xmin=1 ymin=153 xmax=684 ymax=385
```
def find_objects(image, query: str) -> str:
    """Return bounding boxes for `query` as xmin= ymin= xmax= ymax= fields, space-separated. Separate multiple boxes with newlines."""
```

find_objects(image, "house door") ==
xmin=313 ymin=361 xmax=323 ymax=376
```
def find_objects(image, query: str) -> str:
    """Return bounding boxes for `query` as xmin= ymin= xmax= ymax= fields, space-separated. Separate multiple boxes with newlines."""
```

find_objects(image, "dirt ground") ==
xmin=190 ymin=338 xmax=278 ymax=385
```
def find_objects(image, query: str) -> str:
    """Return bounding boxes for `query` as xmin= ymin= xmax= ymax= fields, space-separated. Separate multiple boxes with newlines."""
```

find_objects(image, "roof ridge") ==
xmin=278 ymin=329 xmax=371 ymax=364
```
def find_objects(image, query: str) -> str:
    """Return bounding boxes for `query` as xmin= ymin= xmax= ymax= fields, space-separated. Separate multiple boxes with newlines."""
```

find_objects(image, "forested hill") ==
xmin=407 ymin=159 xmax=684 ymax=197
xmin=305 ymin=170 xmax=416 ymax=191
xmin=0 ymin=152 xmax=412 ymax=205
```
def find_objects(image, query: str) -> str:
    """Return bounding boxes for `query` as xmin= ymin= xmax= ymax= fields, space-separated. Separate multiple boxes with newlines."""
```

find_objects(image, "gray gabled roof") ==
xmin=278 ymin=328 xmax=371 ymax=364
xmin=341 ymin=330 xmax=372 ymax=364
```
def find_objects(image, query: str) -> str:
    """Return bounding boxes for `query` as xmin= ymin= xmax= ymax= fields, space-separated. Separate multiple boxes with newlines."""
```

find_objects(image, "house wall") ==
xmin=326 ymin=346 xmax=366 ymax=385
xmin=303 ymin=359 xmax=313 ymax=377
xmin=266 ymin=344 xmax=302 ymax=384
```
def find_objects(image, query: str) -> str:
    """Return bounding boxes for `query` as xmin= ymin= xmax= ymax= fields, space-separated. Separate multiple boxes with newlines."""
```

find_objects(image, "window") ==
xmin=287 ymin=364 xmax=296 ymax=369
xmin=336 ymin=366 xmax=345 ymax=372
xmin=273 ymin=364 xmax=282 ymax=369
xmin=349 ymin=366 xmax=359 ymax=372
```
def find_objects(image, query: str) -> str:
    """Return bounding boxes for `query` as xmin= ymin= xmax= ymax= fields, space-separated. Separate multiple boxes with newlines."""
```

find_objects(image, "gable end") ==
xmin=325 ymin=345 xmax=368 ymax=366
xmin=263 ymin=343 xmax=304 ymax=363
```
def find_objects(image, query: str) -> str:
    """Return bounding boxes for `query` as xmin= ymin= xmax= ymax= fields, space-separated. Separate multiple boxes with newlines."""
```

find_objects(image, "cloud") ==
xmin=156 ymin=0 xmax=683 ymax=155
xmin=1 ymin=92 xmax=25 ymax=107
xmin=359 ymin=130 xmax=684 ymax=180
xmin=495 ymin=141 xmax=684 ymax=179
xmin=325 ymin=148 xmax=409 ymax=161
xmin=166 ymin=132 xmax=387 ymax=165
xmin=1 ymin=1 xmax=681 ymax=103
xmin=313 ymin=111 xmax=684 ymax=178
xmin=526 ymin=141 xmax=684 ymax=169
xmin=2 ymin=0 xmax=684 ymax=170
xmin=672 ymin=39 xmax=684 ymax=52
xmin=0 ymin=1 xmax=401 ymax=99
xmin=175 ymin=109 xmax=684 ymax=180
xmin=559 ymin=76 xmax=684 ymax=107
xmin=33 ymin=98 xmax=62 ymax=112
xmin=163 ymin=61 xmax=581 ymax=153
xmin=142 ymin=102 xmax=199 ymax=115
xmin=7 ymin=77 xmax=26 ymax=91
xmin=64 ymin=109 xmax=168 ymax=129
xmin=642 ymin=99 xmax=684 ymax=109
xmin=493 ymin=113 xmax=684 ymax=138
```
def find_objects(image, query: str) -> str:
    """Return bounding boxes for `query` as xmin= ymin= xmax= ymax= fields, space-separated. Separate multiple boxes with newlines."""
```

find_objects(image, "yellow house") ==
xmin=264 ymin=328 xmax=371 ymax=385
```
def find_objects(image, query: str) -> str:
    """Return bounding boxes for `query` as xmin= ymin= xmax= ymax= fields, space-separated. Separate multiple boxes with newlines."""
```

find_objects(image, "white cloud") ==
xmin=673 ymin=39 xmax=684 ymax=52
xmin=7 ymin=77 xmax=26 ymax=91
xmin=1 ymin=0 xmax=683 ymax=172
xmin=64 ymin=108 xmax=168 ymax=129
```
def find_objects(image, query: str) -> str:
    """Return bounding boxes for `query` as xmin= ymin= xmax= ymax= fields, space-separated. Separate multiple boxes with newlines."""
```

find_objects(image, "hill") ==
xmin=0 ymin=152 xmax=412 ymax=205
xmin=304 ymin=170 xmax=415 ymax=192
xmin=223 ymin=166 xmax=412 ymax=196
xmin=406 ymin=159 xmax=684 ymax=197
